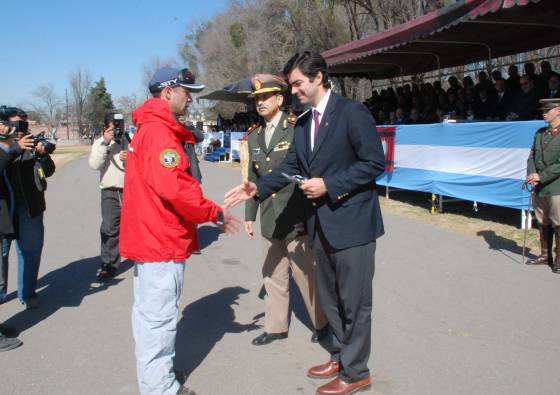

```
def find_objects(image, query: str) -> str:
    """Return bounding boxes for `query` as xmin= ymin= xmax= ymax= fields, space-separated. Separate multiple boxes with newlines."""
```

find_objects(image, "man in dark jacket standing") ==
xmin=225 ymin=51 xmax=385 ymax=395
xmin=0 ymin=122 xmax=23 ymax=351
xmin=0 ymin=110 xmax=55 ymax=309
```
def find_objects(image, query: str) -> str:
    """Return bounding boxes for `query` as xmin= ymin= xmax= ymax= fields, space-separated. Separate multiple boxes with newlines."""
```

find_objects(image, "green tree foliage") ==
xmin=86 ymin=78 xmax=114 ymax=136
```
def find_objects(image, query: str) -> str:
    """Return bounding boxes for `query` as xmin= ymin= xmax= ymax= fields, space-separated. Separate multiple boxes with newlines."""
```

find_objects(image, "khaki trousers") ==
xmin=533 ymin=194 xmax=560 ymax=227
xmin=261 ymin=235 xmax=327 ymax=334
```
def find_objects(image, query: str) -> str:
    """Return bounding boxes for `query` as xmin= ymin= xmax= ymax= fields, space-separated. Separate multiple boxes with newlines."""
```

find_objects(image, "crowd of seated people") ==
xmin=364 ymin=61 xmax=559 ymax=125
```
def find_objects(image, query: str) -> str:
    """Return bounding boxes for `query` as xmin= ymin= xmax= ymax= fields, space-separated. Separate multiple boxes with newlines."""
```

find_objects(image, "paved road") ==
xmin=1 ymin=156 xmax=559 ymax=395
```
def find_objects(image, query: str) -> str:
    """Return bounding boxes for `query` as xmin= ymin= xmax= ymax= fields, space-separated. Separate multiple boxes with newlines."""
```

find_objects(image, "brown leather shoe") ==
xmin=308 ymin=360 xmax=340 ymax=379
xmin=316 ymin=376 xmax=371 ymax=395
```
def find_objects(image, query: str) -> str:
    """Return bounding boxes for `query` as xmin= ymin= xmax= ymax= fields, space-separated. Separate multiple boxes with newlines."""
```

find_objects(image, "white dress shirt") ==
xmin=310 ymin=89 xmax=332 ymax=151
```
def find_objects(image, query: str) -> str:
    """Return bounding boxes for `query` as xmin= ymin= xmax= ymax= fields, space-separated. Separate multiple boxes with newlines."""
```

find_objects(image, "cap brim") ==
xmin=179 ymin=83 xmax=206 ymax=93
xmin=249 ymin=87 xmax=284 ymax=97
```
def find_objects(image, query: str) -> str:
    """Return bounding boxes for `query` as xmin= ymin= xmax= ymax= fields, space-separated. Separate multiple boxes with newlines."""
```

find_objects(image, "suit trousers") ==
xmin=262 ymin=235 xmax=327 ymax=334
xmin=313 ymin=224 xmax=376 ymax=383
xmin=100 ymin=188 xmax=122 ymax=266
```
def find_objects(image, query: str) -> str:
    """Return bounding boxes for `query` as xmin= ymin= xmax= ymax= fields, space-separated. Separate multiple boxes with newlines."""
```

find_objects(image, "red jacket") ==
xmin=120 ymin=98 xmax=221 ymax=262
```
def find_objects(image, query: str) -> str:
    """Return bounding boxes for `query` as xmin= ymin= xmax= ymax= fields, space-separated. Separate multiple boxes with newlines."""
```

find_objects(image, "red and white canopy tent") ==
xmin=322 ymin=0 xmax=560 ymax=79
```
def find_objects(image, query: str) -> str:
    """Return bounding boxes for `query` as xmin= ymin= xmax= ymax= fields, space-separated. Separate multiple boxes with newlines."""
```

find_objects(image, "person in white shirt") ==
xmin=88 ymin=113 xmax=127 ymax=281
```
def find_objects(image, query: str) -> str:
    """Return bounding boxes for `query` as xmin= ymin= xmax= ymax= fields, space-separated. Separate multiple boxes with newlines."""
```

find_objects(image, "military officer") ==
xmin=526 ymin=98 xmax=560 ymax=273
xmin=244 ymin=73 xmax=327 ymax=345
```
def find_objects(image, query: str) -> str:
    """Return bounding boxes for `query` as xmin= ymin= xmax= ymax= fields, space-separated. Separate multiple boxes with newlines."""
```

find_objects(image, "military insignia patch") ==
xmin=253 ymin=79 xmax=262 ymax=91
xmin=274 ymin=142 xmax=290 ymax=151
xmin=159 ymin=149 xmax=180 ymax=168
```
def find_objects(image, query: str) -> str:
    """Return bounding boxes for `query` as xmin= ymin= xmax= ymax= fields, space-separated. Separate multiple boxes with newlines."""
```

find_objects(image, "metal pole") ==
xmin=65 ymin=88 xmax=70 ymax=140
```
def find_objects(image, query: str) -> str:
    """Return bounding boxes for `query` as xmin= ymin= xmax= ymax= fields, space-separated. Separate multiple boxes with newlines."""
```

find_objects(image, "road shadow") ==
xmin=477 ymin=230 xmax=537 ymax=260
xmin=174 ymin=286 xmax=260 ymax=378
xmin=3 ymin=256 xmax=132 ymax=333
xmin=197 ymin=225 xmax=222 ymax=250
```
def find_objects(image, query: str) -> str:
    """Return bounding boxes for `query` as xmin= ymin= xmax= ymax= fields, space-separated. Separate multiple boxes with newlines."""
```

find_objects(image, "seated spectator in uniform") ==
xmin=546 ymin=74 xmax=560 ymax=99
xmin=507 ymin=64 xmax=521 ymax=92
xmin=507 ymin=75 xmax=540 ymax=121
xmin=494 ymin=78 xmax=514 ymax=120
xmin=474 ymin=88 xmax=498 ymax=120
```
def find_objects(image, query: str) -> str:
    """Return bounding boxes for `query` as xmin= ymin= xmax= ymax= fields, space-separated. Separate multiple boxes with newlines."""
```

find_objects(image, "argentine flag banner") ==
xmin=376 ymin=121 xmax=547 ymax=210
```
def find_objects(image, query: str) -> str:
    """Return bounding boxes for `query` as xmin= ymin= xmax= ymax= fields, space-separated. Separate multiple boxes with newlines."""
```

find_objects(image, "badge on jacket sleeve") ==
xmin=159 ymin=149 xmax=180 ymax=168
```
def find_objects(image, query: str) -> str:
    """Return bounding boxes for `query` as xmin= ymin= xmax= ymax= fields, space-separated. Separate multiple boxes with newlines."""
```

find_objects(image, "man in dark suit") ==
xmin=546 ymin=74 xmax=560 ymax=99
xmin=494 ymin=78 xmax=514 ymax=120
xmin=225 ymin=50 xmax=385 ymax=395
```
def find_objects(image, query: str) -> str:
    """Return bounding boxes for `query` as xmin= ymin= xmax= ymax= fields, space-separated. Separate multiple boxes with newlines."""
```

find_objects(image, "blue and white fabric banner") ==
xmin=376 ymin=121 xmax=546 ymax=210
xmin=230 ymin=132 xmax=245 ymax=160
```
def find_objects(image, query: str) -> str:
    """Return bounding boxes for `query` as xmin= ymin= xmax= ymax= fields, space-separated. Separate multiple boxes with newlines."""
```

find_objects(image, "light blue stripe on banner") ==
xmin=377 ymin=168 xmax=531 ymax=210
xmin=386 ymin=121 xmax=546 ymax=149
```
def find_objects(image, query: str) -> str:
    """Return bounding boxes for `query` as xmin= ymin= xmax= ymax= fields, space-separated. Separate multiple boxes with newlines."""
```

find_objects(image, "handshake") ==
xmin=219 ymin=177 xmax=328 ymax=235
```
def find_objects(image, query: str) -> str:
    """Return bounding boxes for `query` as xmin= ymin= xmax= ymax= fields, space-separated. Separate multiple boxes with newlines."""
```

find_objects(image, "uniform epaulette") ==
xmin=247 ymin=123 xmax=260 ymax=134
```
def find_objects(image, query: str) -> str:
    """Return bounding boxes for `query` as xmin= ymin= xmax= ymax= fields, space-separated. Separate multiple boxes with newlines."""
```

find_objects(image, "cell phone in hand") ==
xmin=281 ymin=172 xmax=307 ymax=185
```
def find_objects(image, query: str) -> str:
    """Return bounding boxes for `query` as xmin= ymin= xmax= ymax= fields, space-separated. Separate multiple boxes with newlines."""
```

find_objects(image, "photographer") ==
xmin=0 ymin=108 xmax=55 ymax=310
xmin=0 ymin=122 xmax=23 ymax=351
xmin=88 ymin=113 xmax=126 ymax=281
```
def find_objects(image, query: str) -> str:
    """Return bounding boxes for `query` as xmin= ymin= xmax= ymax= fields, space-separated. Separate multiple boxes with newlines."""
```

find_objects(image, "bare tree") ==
xmin=29 ymin=84 xmax=62 ymax=133
xmin=115 ymin=94 xmax=143 ymax=125
xmin=69 ymin=68 xmax=92 ymax=137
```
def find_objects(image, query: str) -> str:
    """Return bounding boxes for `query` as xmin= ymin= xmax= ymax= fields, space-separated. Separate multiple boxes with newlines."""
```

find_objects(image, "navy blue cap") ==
xmin=149 ymin=67 xmax=206 ymax=93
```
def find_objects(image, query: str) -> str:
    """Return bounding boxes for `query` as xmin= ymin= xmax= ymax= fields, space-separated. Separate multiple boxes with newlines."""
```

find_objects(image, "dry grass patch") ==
xmin=379 ymin=190 xmax=539 ymax=257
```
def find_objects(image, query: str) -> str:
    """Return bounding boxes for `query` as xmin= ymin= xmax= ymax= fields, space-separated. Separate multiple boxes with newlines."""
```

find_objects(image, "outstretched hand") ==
xmin=219 ymin=206 xmax=242 ymax=235
xmin=224 ymin=181 xmax=257 ymax=208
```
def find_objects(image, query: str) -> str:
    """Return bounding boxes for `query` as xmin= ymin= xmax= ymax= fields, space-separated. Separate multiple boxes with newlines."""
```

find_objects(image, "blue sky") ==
xmin=0 ymin=0 xmax=228 ymax=106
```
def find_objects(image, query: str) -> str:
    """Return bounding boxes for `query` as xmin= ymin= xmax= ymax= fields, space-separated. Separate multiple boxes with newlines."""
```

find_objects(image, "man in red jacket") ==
xmin=120 ymin=67 xmax=240 ymax=395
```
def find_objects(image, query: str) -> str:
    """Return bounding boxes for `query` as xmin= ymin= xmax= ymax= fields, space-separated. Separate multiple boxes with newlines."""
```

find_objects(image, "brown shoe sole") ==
xmin=315 ymin=383 xmax=371 ymax=395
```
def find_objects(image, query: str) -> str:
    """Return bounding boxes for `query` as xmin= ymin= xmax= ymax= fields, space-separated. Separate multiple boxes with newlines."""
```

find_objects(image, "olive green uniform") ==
xmin=245 ymin=111 xmax=326 ymax=334
xmin=527 ymin=126 xmax=560 ymax=267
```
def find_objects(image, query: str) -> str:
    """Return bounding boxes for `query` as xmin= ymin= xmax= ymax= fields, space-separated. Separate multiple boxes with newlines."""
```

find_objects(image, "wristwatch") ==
xmin=216 ymin=211 xmax=224 ymax=226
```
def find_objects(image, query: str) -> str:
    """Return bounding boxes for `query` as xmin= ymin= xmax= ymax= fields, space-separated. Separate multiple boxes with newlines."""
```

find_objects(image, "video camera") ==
xmin=112 ymin=113 xmax=125 ymax=140
xmin=33 ymin=133 xmax=56 ymax=154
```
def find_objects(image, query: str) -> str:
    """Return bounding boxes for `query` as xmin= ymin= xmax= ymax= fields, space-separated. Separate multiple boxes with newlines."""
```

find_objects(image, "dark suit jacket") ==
xmin=0 ymin=145 xmax=15 ymax=237
xmin=256 ymin=92 xmax=386 ymax=250
xmin=495 ymin=91 xmax=515 ymax=120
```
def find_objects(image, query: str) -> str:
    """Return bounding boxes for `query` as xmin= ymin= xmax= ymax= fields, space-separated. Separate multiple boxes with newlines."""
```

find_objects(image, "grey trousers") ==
xmin=313 ymin=225 xmax=376 ymax=383
xmin=100 ymin=188 xmax=122 ymax=266
xmin=132 ymin=261 xmax=185 ymax=395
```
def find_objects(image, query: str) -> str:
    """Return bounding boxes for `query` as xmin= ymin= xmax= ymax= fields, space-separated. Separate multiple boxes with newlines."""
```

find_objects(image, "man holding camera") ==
xmin=120 ymin=67 xmax=241 ymax=395
xmin=0 ymin=108 xmax=55 ymax=310
xmin=0 ymin=121 xmax=23 ymax=351
xmin=89 ymin=112 xmax=127 ymax=281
